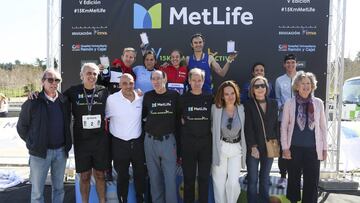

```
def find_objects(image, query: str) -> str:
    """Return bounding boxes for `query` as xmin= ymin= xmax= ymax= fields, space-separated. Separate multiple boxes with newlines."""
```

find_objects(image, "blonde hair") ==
xmin=292 ymin=71 xmax=317 ymax=93
xmin=123 ymin=47 xmax=137 ymax=55
xmin=188 ymin=68 xmax=205 ymax=81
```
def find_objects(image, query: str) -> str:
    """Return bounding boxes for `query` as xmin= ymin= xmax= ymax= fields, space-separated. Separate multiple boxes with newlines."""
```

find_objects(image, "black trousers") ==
xmin=278 ymin=122 xmax=288 ymax=178
xmin=112 ymin=136 xmax=145 ymax=203
xmin=287 ymin=146 xmax=320 ymax=203
xmin=181 ymin=135 xmax=212 ymax=203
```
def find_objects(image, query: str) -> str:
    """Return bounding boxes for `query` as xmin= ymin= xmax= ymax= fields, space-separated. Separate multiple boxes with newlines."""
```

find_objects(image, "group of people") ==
xmin=17 ymin=33 xmax=327 ymax=203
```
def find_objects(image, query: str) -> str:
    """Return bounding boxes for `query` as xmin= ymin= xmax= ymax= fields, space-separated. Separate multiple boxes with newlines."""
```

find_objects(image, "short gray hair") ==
xmin=80 ymin=63 xmax=99 ymax=79
xmin=188 ymin=68 xmax=205 ymax=81
xmin=42 ymin=68 xmax=61 ymax=81
xmin=292 ymin=71 xmax=318 ymax=93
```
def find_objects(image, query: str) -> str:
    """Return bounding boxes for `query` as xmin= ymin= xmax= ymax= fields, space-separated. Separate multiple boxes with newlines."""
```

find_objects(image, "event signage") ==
xmin=61 ymin=0 xmax=329 ymax=100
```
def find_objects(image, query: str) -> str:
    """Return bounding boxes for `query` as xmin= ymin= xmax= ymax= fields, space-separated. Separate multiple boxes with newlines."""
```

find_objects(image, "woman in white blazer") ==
xmin=212 ymin=80 xmax=247 ymax=203
xmin=281 ymin=71 xmax=327 ymax=203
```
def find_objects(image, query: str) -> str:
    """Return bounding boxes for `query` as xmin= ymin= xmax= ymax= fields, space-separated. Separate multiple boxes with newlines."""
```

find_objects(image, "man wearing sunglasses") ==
xmin=17 ymin=69 xmax=72 ymax=203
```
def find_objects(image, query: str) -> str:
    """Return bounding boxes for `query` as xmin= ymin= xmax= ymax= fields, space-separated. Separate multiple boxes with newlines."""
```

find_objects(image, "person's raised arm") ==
xmin=211 ymin=53 xmax=237 ymax=77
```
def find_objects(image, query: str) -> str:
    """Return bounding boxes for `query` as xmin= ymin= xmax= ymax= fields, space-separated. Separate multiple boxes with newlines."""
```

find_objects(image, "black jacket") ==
xmin=17 ymin=91 xmax=72 ymax=158
xmin=244 ymin=98 xmax=279 ymax=156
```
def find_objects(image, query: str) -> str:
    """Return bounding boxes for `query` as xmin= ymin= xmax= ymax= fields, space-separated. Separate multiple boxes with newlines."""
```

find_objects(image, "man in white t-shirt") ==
xmin=105 ymin=73 xmax=145 ymax=203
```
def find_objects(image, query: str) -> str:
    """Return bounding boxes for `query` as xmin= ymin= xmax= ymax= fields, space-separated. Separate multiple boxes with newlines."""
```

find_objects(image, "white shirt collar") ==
xmin=44 ymin=91 xmax=58 ymax=102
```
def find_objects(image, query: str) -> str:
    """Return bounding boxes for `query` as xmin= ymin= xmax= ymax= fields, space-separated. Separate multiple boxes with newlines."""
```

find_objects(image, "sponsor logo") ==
xmin=278 ymin=44 xmax=316 ymax=52
xmin=286 ymin=0 xmax=311 ymax=3
xmin=296 ymin=61 xmax=306 ymax=69
xmin=302 ymin=29 xmax=317 ymax=36
xmin=78 ymin=0 xmax=102 ymax=5
xmin=278 ymin=44 xmax=289 ymax=52
xmin=151 ymin=102 xmax=172 ymax=107
xmin=71 ymin=26 xmax=108 ymax=36
xmin=188 ymin=106 xmax=208 ymax=112
xmin=72 ymin=44 xmax=107 ymax=52
xmin=73 ymin=8 xmax=106 ymax=14
xmin=133 ymin=3 xmax=162 ymax=29
xmin=169 ymin=6 xmax=253 ymax=25
xmin=278 ymin=25 xmax=317 ymax=36
xmin=72 ymin=44 xmax=81 ymax=51
xmin=278 ymin=31 xmax=301 ymax=36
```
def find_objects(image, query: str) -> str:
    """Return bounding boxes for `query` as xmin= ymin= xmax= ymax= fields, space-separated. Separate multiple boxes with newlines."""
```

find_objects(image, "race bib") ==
xmin=168 ymin=83 xmax=185 ymax=95
xmin=82 ymin=115 xmax=101 ymax=129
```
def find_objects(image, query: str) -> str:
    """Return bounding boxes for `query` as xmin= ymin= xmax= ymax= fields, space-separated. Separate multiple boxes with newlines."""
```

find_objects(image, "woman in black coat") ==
xmin=244 ymin=76 xmax=279 ymax=203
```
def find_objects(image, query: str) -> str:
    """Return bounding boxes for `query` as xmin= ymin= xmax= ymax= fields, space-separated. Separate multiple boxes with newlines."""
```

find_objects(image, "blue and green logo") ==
xmin=133 ymin=3 xmax=162 ymax=29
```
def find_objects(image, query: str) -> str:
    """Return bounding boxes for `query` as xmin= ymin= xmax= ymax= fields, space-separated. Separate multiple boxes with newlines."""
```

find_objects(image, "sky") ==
xmin=0 ymin=0 xmax=359 ymax=64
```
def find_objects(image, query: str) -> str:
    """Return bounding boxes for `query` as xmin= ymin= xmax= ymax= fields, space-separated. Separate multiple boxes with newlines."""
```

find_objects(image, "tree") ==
xmin=14 ymin=60 xmax=21 ymax=65
xmin=355 ymin=51 xmax=360 ymax=62
xmin=35 ymin=58 xmax=46 ymax=70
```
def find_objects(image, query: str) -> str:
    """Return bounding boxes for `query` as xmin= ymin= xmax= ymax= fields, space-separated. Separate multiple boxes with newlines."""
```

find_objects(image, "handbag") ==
xmin=254 ymin=99 xmax=280 ymax=158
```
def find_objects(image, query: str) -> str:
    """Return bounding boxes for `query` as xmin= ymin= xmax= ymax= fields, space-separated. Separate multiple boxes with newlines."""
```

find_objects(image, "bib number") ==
xmin=82 ymin=115 xmax=101 ymax=129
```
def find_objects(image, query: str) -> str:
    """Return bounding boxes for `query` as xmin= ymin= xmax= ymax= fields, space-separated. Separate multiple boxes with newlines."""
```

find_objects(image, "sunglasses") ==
xmin=254 ymin=84 xmax=266 ymax=89
xmin=45 ymin=78 xmax=61 ymax=84
xmin=227 ymin=117 xmax=233 ymax=130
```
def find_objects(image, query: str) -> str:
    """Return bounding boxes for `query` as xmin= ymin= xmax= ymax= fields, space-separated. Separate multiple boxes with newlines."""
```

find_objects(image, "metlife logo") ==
xmin=133 ymin=3 xmax=162 ymax=29
xmin=169 ymin=6 xmax=253 ymax=25
xmin=133 ymin=3 xmax=254 ymax=29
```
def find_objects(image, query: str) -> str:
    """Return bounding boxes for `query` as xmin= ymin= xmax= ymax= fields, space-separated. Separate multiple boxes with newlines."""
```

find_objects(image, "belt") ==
xmin=221 ymin=136 xmax=240 ymax=143
xmin=148 ymin=134 xmax=170 ymax=141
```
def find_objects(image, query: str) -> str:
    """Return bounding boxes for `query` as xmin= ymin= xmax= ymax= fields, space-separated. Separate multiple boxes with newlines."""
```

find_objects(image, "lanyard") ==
xmin=83 ymin=87 xmax=96 ymax=114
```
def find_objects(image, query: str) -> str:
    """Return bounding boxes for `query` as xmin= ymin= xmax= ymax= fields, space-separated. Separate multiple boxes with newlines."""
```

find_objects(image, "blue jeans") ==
xmin=30 ymin=147 xmax=67 ymax=203
xmin=246 ymin=152 xmax=273 ymax=203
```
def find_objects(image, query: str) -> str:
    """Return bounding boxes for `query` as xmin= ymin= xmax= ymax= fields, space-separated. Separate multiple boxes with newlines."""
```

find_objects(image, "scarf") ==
xmin=296 ymin=93 xmax=315 ymax=131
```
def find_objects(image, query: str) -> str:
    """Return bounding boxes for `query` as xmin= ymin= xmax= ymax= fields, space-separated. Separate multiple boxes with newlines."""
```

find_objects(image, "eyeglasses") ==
xmin=44 ymin=78 xmax=61 ymax=84
xmin=227 ymin=117 xmax=233 ymax=130
xmin=254 ymin=84 xmax=266 ymax=89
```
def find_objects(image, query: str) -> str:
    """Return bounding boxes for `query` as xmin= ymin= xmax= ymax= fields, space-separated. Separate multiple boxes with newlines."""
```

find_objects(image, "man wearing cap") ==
xmin=105 ymin=73 xmax=145 ymax=203
xmin=142 ymin=70 xmax=179 ymax=203
xmin=275 ymin=53 xmax=297 ymax=189
xmin=17 ymin=68 xmax=72 ymax=203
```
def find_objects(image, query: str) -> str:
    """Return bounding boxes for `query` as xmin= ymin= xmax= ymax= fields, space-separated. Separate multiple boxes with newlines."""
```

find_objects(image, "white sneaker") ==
xmin=277 ymin=178 xmax=287 ymax=189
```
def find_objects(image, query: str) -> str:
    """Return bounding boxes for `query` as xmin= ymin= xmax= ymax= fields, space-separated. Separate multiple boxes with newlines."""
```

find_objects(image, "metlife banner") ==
xmin=61 ymin=0 xmax=329 ymax=99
